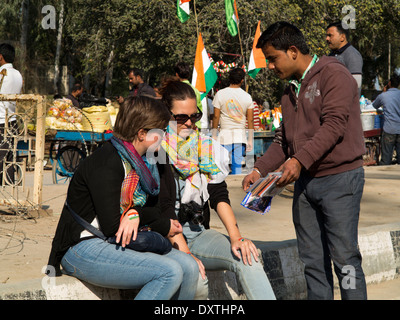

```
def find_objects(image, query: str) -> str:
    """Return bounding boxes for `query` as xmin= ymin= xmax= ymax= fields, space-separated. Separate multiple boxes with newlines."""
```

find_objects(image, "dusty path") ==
xmin=0 ymin=165 xmax=399 ymax=286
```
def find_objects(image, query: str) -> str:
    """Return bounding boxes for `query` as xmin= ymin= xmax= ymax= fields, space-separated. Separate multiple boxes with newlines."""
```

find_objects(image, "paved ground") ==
xmin=355 ymin=277 xmax=400 ymax=300
xmin=211 ymin=164 xmax=400 ymax=242
xmin=0 ymin=164 xmax=399 ymax=299
xmin=215 ymin=165 xmax=400 ymax=300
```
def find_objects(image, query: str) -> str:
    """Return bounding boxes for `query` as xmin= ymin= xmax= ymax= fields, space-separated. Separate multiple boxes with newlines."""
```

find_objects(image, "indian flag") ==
xmin=191 ymin=33 xmax=218 ymax=100
xmin=177 ymin=0 xmax=190 ymax=23
xmin=225 ymin=0 xmax=239 ymax=37
xmin=248 ymin=21 xmax=267 ymax=79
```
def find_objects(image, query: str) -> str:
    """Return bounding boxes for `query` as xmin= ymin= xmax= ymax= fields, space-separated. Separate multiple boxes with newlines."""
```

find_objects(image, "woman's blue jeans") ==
xmin=61 ymin=237 xmax=199 ymax=300
xmin=188 ymin=229 xmax=276 ymax=300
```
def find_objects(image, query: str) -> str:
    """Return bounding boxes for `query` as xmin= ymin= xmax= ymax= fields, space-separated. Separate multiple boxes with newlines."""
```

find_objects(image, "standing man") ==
xmin=65 ymin=83 xmax=83 ymax=108
xmin=116 ymin=68 xmax=155 ymax=104
xmin=212 ymin=68 xmax=254 ymax=175
xmin=326 ymin=21 xmax=363 ymax=95
xmin=372 ymin=74 xmax=400 ymax=165
xmin=174 ymin=61 xmax=202 ymax=110
xmin=0 ymin=43 xmax=23 ymax=184
xmin=242 ymin=22 xmax=367 ymax=300
xmin=174 ymin=61 xmax=204 ymax=128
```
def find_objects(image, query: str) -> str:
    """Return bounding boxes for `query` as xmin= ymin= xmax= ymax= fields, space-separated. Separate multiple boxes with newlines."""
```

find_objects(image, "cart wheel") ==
xmin=52 ymin=160 xmax=69 ymax=184
xmin=48 ymin=142 xmax=57 ymax=167
xmin=52 ymin=145 xmax=85 ymax=184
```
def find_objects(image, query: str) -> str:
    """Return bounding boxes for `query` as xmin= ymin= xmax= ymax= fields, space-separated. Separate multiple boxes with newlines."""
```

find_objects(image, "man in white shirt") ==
xmin=212 ymin=68 xmax=254 ymax=174
xmin=0 ymin=43 xmax=23 ymax=184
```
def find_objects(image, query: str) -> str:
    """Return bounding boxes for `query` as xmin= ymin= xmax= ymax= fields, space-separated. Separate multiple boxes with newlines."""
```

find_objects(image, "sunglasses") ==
xmin=171 ymin=111 xmax=203 ymax=124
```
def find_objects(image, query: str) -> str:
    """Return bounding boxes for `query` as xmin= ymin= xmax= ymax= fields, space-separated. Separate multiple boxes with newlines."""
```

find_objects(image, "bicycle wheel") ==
xmin=52 ymin=145 xmax=86 ymax=184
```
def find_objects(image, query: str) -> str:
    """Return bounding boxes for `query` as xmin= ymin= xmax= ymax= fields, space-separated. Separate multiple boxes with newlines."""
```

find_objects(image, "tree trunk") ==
xmin=20 ymin=0 xmax=29 ymax=92
xmin=105 ymin=46 xmax=115 ymax=98
xmin=54 ymin=1 xmax=64 ymax=94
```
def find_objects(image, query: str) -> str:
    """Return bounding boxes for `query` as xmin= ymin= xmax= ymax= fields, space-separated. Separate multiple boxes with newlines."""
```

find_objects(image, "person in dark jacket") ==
xmin=46 ymin=96 xmax=198 ymax=300
xmin=116 ymin=68 xmax=156 ymax=104
xmin=157 ymin=79 xmax=276 ymax=300
xmin=65 ymin=83 xmax=83 ymax=108
xmin=243 ymin=21 xmax=367 ymax=300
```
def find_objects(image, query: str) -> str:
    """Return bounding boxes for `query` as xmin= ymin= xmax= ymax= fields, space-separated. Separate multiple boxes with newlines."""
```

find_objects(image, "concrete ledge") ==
xmin=1 ymin=222 xmax=400 ymax=300
xmin=257 ymin=222 xmax=400 ymax=300
xmin=0 ymin=276 xmax=138 ymax=300
xmin=358 ymin=222 xmax=400 ymax=283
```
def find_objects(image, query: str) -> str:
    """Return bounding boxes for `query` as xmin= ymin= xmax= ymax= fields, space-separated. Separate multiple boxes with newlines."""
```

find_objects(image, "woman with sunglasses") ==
xmin=158 ymin=80 xmax=276 ymax=300
xmin=47 ymin=96 xmax=199 ymax=300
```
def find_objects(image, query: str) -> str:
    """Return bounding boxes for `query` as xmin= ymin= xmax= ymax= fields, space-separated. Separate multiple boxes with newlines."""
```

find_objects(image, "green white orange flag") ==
xmin=177 ymin=0 xmax=190 ymax=23
xmin=225 ymin=0 xmax=239 ymax=37
xmin=248 ymin=21 xmax=267 ymax=79
xmin=191 ymin=33 xmax=218 ymax=99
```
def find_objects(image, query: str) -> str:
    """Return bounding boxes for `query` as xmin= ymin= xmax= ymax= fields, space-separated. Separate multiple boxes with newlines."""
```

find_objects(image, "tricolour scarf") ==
xmin=111 ymin=136 xmax=160 ymax=218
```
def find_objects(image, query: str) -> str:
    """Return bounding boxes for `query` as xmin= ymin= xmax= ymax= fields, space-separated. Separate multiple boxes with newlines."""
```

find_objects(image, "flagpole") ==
xmin=233 ymin=0 xmax=244 ymax=63
xmin=193 ymin=0 xmax=199 ymax=38
xmin=235 ymin=4 xmax=247 ymax=91
xmin=237 ymin=23 xmax=244 ymax=66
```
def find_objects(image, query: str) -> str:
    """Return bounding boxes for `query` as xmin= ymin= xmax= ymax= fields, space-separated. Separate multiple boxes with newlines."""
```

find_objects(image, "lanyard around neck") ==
xmin=290 ymin=54 xmax=318 ymax=97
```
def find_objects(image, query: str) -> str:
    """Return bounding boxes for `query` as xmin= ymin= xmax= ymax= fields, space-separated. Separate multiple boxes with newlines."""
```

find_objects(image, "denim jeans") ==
xmin=61 ymin=237 xmax=199 ymax=300
xmin=293 ymin=167 xmax=367 ymax=300
xmin=380 ymin=131 xmax=400 ymax=165
xmin=187 ymin=229 xmax=276 ymax=300
xmin=222 ymin=143 xmax=246 ymax=174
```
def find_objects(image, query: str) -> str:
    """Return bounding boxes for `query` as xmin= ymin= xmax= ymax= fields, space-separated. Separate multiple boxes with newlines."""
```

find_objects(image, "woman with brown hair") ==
xmin=47 ymin=95 xmax=199 ymax=300
xmin=157 ymin=80 xmax=276 ymax=300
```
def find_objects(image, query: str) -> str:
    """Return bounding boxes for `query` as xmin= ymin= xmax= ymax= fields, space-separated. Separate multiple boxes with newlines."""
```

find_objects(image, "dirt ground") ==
xmin=0 ymin=168 xmax=68 ymax=285
xmin=0 ymin=165 xmax=399 ymax=286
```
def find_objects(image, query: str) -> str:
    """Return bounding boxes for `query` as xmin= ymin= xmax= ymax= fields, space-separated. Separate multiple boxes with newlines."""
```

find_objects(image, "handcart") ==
xmin=253 ymin=130 xmax=275 ymax=159
xmin=48 ymin=130 xmax=113 ymax=184
xmin=363 ymin=128 xmax=382 ymax=166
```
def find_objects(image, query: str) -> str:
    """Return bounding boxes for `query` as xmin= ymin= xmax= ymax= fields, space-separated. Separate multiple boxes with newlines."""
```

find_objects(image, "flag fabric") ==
xmin=225 ymin=0 xmax=239 ymax=37
xmin=192 ymin=33 xmax=218 ymax=100
xmin=177 ymin=0 xmax=190 ymax=23
xmin=248 ymin=21 xmax=267 ymax=79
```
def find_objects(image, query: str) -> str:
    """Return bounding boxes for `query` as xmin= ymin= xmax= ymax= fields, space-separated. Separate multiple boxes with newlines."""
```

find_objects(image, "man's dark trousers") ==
xmin=380 ymin=131 xmax=400 ymax=165
xmin=293 ymin=166 xmax=367 ymax=300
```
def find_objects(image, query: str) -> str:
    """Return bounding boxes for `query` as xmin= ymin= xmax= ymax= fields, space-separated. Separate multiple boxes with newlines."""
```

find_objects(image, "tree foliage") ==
xmin=0 ymin=0 xmax=399 ymax=104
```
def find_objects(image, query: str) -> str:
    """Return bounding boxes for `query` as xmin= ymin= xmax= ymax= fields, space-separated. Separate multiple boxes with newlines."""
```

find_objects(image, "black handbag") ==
xmin=65 ymin=201 xmax=172 ymax=255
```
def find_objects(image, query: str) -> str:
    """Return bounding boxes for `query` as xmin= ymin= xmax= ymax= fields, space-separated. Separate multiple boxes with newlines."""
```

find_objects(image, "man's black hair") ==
xmin=174 ymin=61 xmax=191 ymax=79
xmin=0 ymin=43 xmax=16 ymax=63
xmin=229 ymin=68 xmax=245 ymax=85
xmin=327 ymin=21 xmax=350 ymax=40
xmin=390 ymin=74 xmax=400 ymax=88
xmin=256 ymin=21 xmax=309 ymax=55
xmin=71 ymin=83 xmax=82 ymax=93
xmin=128 ymin=68 xmax=144 ymax=79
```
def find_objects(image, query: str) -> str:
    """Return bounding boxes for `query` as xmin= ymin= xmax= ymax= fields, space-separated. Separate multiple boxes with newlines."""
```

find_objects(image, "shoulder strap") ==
xmin=171 ymin=165 xmax=183 ymax=206
xmin=65 ymin=200 xmax=108 ymax=241
xmin=171 ymin=165 xmax=204 ymax=207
